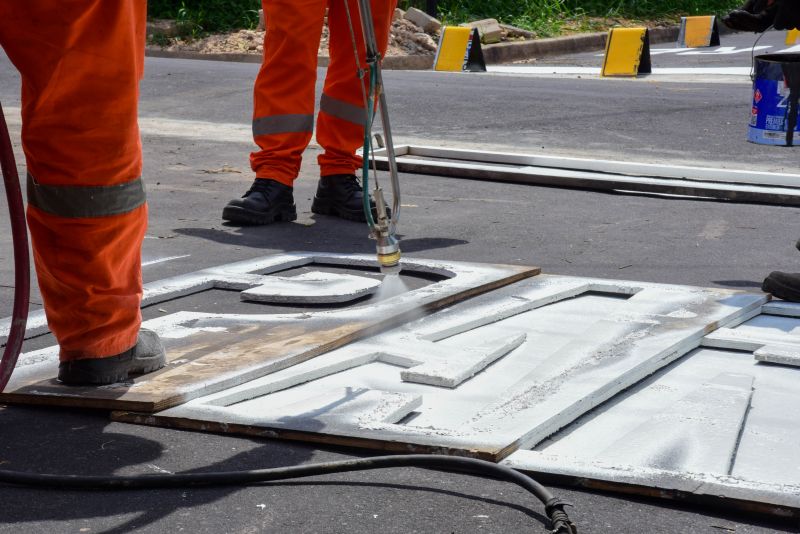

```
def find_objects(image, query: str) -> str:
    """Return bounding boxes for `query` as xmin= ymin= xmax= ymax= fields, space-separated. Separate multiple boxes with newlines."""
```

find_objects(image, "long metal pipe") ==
xmin=355 ymin=0 xmax=401 ymax=230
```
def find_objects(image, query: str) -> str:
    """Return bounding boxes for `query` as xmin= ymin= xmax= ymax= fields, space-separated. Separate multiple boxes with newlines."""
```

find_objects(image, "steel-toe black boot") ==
xmin=762 ymin=271 xmax=800 ymax=302
xmin=58 ymin=328 xmax=166 ymax=385
xmin=222 ymin=178 xmax=297 ymax=225
xmin=311 ymin=174 xmax=384 ymax=222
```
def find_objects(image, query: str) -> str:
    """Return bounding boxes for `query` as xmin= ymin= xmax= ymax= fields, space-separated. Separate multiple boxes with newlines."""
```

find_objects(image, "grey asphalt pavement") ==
xmin=537 ymin=27 xmax=796 ymax=67
xmin=1 ymin=37 xmax=800 ymax=534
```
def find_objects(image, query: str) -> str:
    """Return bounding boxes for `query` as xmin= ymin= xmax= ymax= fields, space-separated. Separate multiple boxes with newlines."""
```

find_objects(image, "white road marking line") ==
xmin=3 ymin=107 xmax=321 ymax=145
xmin=677 ymin=45 xmax=771 ymax=55
xmin=142 ymin=254 xmax=191 ymax=267
xmin=487 ymin=65 xmax=752 ymax=81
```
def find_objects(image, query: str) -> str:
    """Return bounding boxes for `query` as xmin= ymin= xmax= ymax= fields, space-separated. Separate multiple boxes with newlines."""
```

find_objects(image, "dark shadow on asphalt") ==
xmin=173 ymin=226 xmax=468 ymax=254
xmin=712 ymin=279 xmax=763 ymax=288
xmin=257 ymin=480 xmax=549 ymax=526
xmin=0 ymin=405 xmax=316 ymax=533
xmin=0 ymin=404 xmax=556 ymax=533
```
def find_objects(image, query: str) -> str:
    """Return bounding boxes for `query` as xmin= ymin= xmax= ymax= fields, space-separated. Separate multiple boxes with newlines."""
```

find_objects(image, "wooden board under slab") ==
xmin=0 ymin=254 xmax=538 ymax=412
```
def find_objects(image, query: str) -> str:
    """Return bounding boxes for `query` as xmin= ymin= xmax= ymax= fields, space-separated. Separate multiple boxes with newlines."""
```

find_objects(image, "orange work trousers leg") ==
xmin=250 ymin=0 xmax=328 ymax=186
xmin=0 ymin=1 xmax=148 ymax=361
xmin=317 ymin=0 xmax=396 ymax=177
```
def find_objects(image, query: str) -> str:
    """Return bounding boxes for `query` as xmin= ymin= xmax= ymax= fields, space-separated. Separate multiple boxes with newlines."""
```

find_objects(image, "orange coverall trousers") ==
xmin=0 ymin=2 xmax=147 ymax=361
xmin=251 ymin=0 xmax=398 ymax=185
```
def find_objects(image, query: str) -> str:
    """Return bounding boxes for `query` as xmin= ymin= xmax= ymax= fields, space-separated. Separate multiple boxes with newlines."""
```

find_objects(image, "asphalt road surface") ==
xmin=1 ymin=30 xmax=800 ymax=534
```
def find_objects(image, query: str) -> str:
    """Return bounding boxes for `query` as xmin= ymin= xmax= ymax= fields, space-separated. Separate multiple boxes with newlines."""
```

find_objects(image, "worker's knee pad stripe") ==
xmin=319 ymin=94 xmax=365 ymax=126
xmin=27 ymin=173 xmax=146 ymax=218
xmin=252 ymin=114 xmax=314 ymax=137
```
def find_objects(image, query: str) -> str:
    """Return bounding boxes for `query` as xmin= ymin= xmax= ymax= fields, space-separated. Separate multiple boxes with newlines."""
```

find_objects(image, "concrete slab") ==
xmin=240 ymin=271 xmax=381 ymax=304
xmin=503 ymin=308 xmax=800 ymax=513
xmin=114 ymin=274 xmax=765 ymax=462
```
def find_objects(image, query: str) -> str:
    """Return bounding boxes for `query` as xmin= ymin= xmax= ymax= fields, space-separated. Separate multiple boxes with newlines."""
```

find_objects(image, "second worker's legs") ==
xmin=311 ymin=0 xmax=397 ymax=222
xmin=223 ymin=0 xmax=327 ymax=225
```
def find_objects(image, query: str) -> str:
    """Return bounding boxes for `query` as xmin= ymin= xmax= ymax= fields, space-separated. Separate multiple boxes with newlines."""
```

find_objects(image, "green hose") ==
xmin=361 ymin=62 xmax=378 ymax=229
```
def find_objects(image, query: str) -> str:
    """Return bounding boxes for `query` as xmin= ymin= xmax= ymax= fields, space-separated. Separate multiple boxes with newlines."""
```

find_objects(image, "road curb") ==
xmin=144 ymin=48 xmax=435 ymax=69
xmin=482 ymin=26 xmax=680 ymax=64
xmin=145 ymin=25 xmax=703 ymax=70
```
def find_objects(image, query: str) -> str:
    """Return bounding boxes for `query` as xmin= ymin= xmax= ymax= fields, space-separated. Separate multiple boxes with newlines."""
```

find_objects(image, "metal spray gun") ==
xmin=347 ymin=0 xmax=402 ymax=275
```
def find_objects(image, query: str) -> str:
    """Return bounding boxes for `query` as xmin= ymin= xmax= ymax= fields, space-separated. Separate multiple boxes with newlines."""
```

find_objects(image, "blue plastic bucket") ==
xmin=748 ymin=53 xmax=800 ymax=146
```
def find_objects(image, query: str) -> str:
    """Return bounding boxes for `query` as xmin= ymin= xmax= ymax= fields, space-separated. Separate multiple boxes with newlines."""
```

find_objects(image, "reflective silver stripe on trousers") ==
xmin=319 ymin=94 xmax=365 ymax=126
xmin=252 ymin=114 xmax=314 ymax=137
xmin=27 ymin=173 xmax=146 ymax=218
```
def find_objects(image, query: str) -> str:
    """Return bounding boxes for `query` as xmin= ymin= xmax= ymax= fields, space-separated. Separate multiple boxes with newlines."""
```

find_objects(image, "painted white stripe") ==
xmin=676 ymin=45 xmax=771 ymax=55
xmin=3 ymin=107 xmax=320 ymax=146
xmin=142 ymin=254 xmax=191 ymax=267
xmin=487 ymin=65 xmax=752 ymax=76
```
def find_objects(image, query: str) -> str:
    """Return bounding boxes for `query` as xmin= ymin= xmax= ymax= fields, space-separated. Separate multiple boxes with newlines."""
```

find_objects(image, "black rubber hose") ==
xmin=0 ymin=454 xmax=577 ymax=532
xmin=0 ymin=101 xmax=30 ymax=393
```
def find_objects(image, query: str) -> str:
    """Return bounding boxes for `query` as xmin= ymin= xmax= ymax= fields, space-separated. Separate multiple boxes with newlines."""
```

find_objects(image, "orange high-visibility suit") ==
xmin=0 ymin=2 xmax=147 ymax=361
xmin=251 ymin=0 xmax=398 ymax=185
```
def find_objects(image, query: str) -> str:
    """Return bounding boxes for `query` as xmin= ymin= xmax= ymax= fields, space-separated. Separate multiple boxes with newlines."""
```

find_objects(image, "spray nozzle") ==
xmin=371 ymin=187 xmax=401 ymax=275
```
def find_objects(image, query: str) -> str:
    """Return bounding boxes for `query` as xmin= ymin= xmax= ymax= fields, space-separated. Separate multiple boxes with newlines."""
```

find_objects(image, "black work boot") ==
xmin=762 ymin=271 xmax=800 ymax=302
xmin=222 ymin=178 xmax=297 ymax=225
xmin=723 ymin=0 xmax=780 ymax=32
xmin=58 ymin=328 xmax=167 ymax=386
xmin=311 ymin=174 xmax=387 ymax=223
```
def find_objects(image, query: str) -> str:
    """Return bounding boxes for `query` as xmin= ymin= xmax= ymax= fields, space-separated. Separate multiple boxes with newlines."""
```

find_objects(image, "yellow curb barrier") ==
xmin=433 ymin=26 xmax=486 ymax=72
xmin=601 ymin=27 xmax=652 ymax=77
xmin=677 ymin=15 xmax=721 ymax=48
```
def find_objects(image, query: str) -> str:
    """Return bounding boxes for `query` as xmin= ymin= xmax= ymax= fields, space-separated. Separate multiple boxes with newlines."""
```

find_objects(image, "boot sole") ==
xmin=58 ymin=356 xmax=167 ymax=386
xmin=311 ymin=198 xmax=368 ymax=222
xmin=222 ymin=205 xmax=298 ymax=225
xmin=309 ymin=196 xmax=391 ymax=223
xmin=762 ymin=275 xmax=800 ymax=303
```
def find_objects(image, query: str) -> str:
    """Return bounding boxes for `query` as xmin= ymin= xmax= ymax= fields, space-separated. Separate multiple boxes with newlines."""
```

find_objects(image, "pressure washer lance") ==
xmin=346 ymin=0 xmax=402 ymax=275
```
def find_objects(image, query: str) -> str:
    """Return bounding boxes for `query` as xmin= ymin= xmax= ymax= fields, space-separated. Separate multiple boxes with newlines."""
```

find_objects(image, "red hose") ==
xmin=0 ymin=102 xmax=30 ymax=392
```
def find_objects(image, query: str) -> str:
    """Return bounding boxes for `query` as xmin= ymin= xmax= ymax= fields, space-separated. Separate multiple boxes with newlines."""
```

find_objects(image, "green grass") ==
xmin=148 ymin=0 xmax=744 ymax=38
xmin=403 ymin=0 xmax=742 ymax=36
xmin=148 ymin=0 xmax=261 ymax=35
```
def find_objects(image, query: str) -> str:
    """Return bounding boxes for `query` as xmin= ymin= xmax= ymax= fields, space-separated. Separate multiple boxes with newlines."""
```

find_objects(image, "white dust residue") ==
xmin=375 ymin=274 xmax=410 ymax=300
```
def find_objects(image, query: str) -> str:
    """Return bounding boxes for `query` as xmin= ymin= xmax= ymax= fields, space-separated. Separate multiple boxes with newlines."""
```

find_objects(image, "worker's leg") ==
xmin=223 ymin=0 xmax=327 ymax=225
xmin=310 ymin=0 xmax=396 ymax=222
xmin=316 ymin=0 xmax=396 ymax=176
xmin=0 ymin=2 xmax=158 ymax=369
xmin=248 ymin=0 xmax=328 ymax=184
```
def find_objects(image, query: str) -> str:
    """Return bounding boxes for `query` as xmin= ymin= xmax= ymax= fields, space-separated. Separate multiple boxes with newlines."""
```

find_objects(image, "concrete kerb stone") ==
xmin=144 ymin=25 xmax=687 ymax=70
xmin=482 ymin=26 xmax=681 ymax=65
xmin=144 ymin=48 xmax=433 ymax=70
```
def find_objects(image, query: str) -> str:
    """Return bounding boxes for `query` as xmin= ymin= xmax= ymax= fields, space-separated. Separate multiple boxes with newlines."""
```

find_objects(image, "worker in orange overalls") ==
xmin=0 ymin=2 xmax=165 ymax=384
xmin=223 ymin=0 xmax=398 ymax=225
